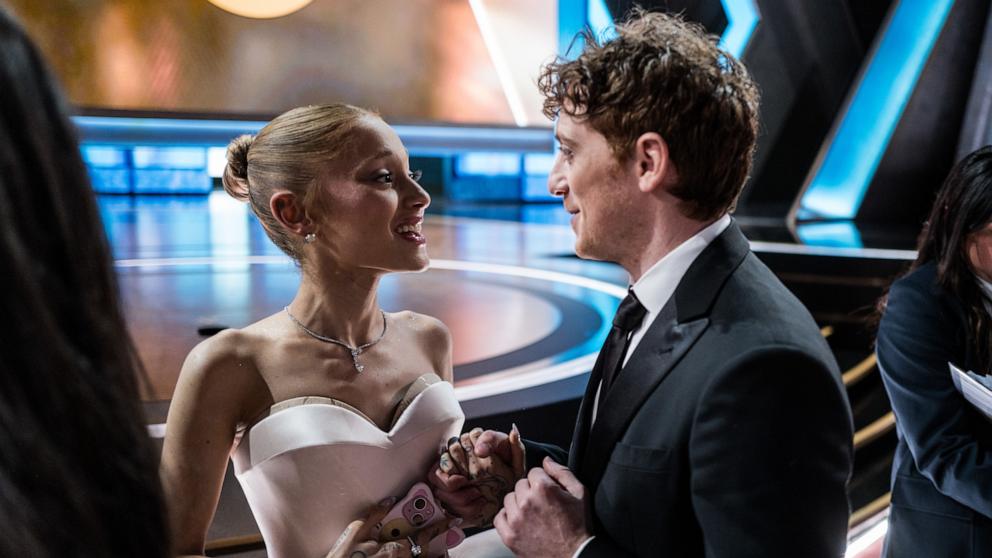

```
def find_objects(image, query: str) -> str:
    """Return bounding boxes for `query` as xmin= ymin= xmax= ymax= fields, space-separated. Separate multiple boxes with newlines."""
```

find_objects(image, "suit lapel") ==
xmin=579 ymin=302 xmax=707 ymax=484
xmin=576 ymin=221 xmax=752 ymax=489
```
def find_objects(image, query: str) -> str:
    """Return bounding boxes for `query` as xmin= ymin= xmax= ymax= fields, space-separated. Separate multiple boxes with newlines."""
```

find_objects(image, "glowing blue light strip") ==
xmin=588 ymin=0 xmax=617 ymax=40
xmin=72 ymin=116 xmax=553 ymax=154
xmin=718 ymin=0 xmax=760 ymax=58
xmin=800 ymin=0 xmax=954 ymax=219
xmin=794 ymin=221 xmax=864 ymax=249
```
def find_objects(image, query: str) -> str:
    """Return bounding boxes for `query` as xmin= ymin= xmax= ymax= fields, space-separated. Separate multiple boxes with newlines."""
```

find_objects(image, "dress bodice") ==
xmin=231 ymin=375 xmax=464 ymax=558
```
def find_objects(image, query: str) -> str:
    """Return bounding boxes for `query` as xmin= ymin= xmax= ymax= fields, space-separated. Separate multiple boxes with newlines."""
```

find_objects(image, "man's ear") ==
xmin=633 ymin=132 xmax=677 ymax=194
xmin=270 ymin=190 xmax=312 ymax=236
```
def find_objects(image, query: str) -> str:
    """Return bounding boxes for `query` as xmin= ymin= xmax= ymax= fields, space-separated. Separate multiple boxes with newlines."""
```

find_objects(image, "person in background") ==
xmin=876 ymin=145 xmax=992 ymax=557
xmin=0 ymin=5 xmax=170 ymax=557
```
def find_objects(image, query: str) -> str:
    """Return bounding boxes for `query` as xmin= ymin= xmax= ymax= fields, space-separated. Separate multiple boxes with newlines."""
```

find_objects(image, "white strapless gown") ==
xmin=231 ymin=375 xmax=465 ymax=558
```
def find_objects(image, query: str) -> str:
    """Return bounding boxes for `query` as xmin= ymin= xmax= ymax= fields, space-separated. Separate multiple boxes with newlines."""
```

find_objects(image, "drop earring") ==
xmin=304 ymin=232 xmax=317 ymax=244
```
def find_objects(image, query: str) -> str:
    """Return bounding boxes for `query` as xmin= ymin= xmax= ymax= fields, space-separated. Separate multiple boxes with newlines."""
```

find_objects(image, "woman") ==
xmin=876 ymin=145 xmax=992 ymax=557
xmin=0 ymin=6 xmax=170 ymax=557
xmin=161 ymin=104 xmax=464 ymax=558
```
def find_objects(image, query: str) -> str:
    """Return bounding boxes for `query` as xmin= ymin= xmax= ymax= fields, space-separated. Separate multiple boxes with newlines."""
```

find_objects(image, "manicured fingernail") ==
xmin=379 ymin=496 xmax=397 ymax=506
xmin=512 ymin=423 xmax=520 ymax=436
xmin=447 ymin=436 xmax=459 ymax=446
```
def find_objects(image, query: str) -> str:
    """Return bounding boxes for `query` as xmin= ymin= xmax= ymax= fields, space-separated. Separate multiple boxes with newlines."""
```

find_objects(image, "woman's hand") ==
xmin=432 ymin=426 xmax=526 ymax=527
xmin=326 ymin=499 xmax=456 ymax=558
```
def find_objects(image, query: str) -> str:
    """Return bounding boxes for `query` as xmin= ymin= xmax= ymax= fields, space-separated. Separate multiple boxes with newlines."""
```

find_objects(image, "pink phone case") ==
xmin=374 ymin=482 xmax=465 ymax=556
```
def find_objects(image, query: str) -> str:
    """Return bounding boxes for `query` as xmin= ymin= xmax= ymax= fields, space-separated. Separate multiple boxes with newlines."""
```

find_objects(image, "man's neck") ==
xmin=623 ymin=212 xmax=718 ymax=283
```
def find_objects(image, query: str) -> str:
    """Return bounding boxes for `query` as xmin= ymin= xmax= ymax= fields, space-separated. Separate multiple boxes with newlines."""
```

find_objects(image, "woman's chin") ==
xmin=399 ymin=252 xmax=431 ymax=273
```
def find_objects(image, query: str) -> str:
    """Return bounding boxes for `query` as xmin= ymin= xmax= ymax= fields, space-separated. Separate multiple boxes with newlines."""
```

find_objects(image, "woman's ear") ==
xmin=270 ymin=191 xmax=312 ymax=236
xmin=634 ymin=132 xmax=678 ymax=194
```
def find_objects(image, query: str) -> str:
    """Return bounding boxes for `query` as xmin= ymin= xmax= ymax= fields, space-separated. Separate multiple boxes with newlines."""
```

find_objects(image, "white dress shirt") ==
xmin=574 ymin=213 xmax=732 ymax=557
xmin=589 ymin=213 xmax=731 ymax=423
xmin=625 ymin=213 xmax=732 ymax=365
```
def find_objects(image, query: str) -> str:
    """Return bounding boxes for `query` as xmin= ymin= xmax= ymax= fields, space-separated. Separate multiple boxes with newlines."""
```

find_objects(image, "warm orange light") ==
xmin=206 ymin=0 xmax=313 ymax=19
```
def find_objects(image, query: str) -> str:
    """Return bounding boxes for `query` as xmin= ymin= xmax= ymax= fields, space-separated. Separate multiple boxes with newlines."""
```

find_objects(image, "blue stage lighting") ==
xmin=799 ymin=0 xmax=954 ymax=220
xmin=455 ymin=153 xmax=522 ymax=177
xmin=795 ymin=221 xmax=864 ymax=249
xmin=718 ymin=0 xmax=760 ymax=59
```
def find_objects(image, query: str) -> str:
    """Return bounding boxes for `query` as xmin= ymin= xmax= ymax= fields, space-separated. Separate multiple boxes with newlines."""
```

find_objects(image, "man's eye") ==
xmin=409 ymin=170 xmax=423 ymax=182
xmin=375 ymin=172 xmax=393 ymax=183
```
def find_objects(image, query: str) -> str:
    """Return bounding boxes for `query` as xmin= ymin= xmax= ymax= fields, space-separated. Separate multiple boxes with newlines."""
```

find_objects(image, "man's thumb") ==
xmin=543 ymin=457 xmax=584 ymax=498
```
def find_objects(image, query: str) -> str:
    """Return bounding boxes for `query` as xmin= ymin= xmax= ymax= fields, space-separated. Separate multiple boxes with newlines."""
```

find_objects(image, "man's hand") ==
xmin=494 ymin=457 xmax=592 ymax=558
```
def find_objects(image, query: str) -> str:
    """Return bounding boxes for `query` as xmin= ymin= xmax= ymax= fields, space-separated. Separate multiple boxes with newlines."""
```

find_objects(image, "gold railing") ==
xmin=850 ymin=492 xmax=891 ymax=527
xmin=843 ymin=354 xmax=877 ymax=387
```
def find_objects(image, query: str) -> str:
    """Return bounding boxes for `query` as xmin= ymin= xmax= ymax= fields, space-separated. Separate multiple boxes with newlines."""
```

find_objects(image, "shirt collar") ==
xmin=631 ymin=214 xmax=732 ymax=315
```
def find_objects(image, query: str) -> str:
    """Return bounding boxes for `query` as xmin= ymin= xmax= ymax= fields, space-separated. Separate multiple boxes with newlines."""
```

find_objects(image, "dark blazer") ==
xmin=876 ymin=261 xmax=992 ymax=558
xmin=529 ymin=221 xmax=853 ymax=558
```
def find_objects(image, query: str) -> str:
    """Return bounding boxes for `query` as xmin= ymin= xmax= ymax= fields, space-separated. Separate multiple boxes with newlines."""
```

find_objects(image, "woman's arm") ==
xmin=878 ymin=276 xmax=992 ymax=516
xmin=160 ymin=330 xmax=264 ymax=557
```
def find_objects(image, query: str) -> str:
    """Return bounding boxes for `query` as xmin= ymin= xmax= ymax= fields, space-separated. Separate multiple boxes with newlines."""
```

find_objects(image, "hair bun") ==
xmin=222 ymin=134 xmax=254 ymax=202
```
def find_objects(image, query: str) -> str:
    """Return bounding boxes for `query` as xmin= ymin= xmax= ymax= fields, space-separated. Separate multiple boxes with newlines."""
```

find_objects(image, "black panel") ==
xmin=957 ymin=9 xmax=992 ymax=158
xmin=738 ymin=1 xmax=865 ymax=217
xmin=606 ymin=0 xmax=727 ymax=33
xmin=856 ymin=0 xmax=991 ymax=226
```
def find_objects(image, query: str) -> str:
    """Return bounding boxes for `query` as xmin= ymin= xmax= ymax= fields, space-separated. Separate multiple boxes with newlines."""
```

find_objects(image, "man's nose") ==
xmin=547 ymin=157 xmax=567 ymax=197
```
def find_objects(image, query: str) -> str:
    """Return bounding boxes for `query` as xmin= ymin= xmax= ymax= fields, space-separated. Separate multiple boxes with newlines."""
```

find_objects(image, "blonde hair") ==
xmin=222 ymin=103 xmax=373 ymax=262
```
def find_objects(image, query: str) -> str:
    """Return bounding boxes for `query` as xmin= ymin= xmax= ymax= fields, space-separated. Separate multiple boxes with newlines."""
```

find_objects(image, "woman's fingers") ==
xmin=509 ymin=423 xmax=526 ymax=480
xmin=446 ymin=437 xmax=470 ymax=477
xmin=344 ymin=540 xmax=382 ymax=558
xmin=439 ymin=451 xmax=457 ymax=475
xmin=327 ymin=519 xmax=367 ymax=558
xmin=373 ymin=540 xmax=408 ymax=557
xmin=325 ymin=498 xmax=396 ymax=558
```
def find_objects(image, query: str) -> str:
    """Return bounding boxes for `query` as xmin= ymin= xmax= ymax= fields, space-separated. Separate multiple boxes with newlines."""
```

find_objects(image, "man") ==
xmin=433 ymin=10 xmax=853 ymax=558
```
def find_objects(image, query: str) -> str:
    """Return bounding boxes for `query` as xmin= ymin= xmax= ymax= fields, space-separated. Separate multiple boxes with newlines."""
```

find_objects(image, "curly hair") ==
xmin=538 ymin=9 xmax=760 ymax=220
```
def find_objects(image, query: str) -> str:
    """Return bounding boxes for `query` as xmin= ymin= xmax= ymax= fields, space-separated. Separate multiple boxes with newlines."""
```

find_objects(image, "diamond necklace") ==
xmin=283 ymin=306 xmax=387 ymax=373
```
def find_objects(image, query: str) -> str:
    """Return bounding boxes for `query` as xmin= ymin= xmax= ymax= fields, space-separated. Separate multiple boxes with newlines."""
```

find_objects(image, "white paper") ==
xmin=949 ymin=362 xmax=992 ymax=419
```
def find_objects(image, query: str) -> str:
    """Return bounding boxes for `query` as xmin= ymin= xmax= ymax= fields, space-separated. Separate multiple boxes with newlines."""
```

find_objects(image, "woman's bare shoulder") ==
xmin=390 ymin=311 xmax=453 ymax=381
xmin=390 ymin=311 xmax=451 ymax=345
xmin=174 ymin=320 xmax=280 ymax=413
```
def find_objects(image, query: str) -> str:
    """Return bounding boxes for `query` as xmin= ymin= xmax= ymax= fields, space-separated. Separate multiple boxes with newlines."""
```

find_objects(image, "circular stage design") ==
xmin=117 ymin=256 xmax=622 ymax=419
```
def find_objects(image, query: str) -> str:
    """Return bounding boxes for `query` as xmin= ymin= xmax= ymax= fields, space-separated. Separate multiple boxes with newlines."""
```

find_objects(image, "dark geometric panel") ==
xmin=607 ymin=1 xmax=868 ymax=219
xmin=606 ymin=0 xmax=727 ymax=32
xmin=739 ymin=0 xmax=865 ymax=217
xmin=856 ymin=0 xmax=992 ymax=226
xmin=957 ymin=8 xmax=992 ymax=158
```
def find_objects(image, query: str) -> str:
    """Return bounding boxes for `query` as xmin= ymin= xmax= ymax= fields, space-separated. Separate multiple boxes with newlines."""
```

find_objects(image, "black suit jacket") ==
xmin=876 ymin=262 xmax=992 ymax=558
xmin=528 ymin=222 xmax=853 ymax=558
